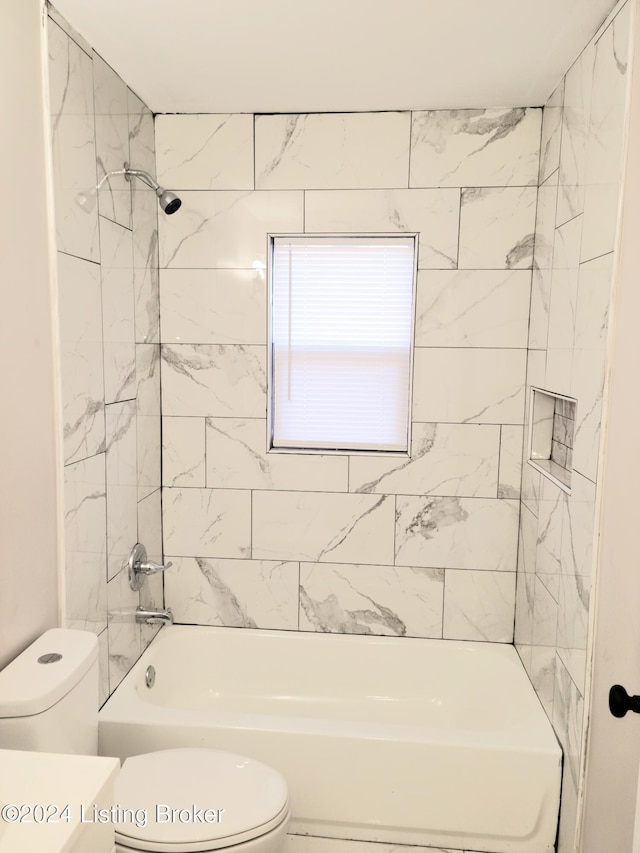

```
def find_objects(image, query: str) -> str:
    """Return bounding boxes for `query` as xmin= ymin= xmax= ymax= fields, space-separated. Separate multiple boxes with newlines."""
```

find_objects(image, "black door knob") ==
xmin=609 ymin=684 xmax=640 ymax=717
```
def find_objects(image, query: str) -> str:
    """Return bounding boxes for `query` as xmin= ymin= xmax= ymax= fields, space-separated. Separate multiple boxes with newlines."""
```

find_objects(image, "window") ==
xmin=268 ymin=235 xmax=417 ymax=453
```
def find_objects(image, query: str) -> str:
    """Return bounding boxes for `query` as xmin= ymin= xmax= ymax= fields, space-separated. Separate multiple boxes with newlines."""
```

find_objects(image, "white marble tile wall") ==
xmin=48 ymin=11 xmax=164 ymax=703
xmin=157 ymin=106 xmax=541 ymax=644
xmin=514 ymin=5 xmax=631 ymax=851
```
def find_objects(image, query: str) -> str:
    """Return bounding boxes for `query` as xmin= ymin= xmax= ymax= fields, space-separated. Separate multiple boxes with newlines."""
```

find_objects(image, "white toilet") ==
xmin=0 ymin=628 xmax=290 ymax=853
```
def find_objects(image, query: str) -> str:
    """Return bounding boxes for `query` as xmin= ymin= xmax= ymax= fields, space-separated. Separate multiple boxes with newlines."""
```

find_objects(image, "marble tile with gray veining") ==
xmin=161 ymin=344 xmax=266 ymax=417
xmin=93 ymin=52 xmax=127 ymax=116
xmin=64 ymin=454 xmax=107 ymax=635
xmin=557 ymin=43 xmax=595 ymax=227
xmin=412 ymin=348 xmax=526 ymax=425
xmin=48 ymin=19 xmax=99 ymax=262
xmin=105 ymin=400 xmax=137 ymax=581
xmin=529 ymin=172 xmax=559 ymax=350
xmin=252 ymin=491 xmax=395 ymax=565
xmin=299 ymin=562 xmax=444 ymax=638
xmin=132 ymin=188 xmax=160 ymax=344
xmin=410 ymin=108 xmax=540 ymax=188
xmin=57 ymin=252 xmax=105 ymax=464
xmin=532 ymin=575 xmax=559 ymax=646
xmin=521 ymin=460 xmax=542 ymax=519
xmin=518 ymin=502 xmax=538 ymax=576
xmin=539 ymin=80 xmax=564 ymax=185
xmin=47 ymin=7 xmax=92 ymax=55
xmin=556 ymin=574 xmax=589 ymax=695
xmin=136 ymin=347 xmax=161 ymax=499
xmin=165 ymin=557 xmax=298 ymax=629
xmin=93 ymin=55 xmax=131 ymax=228
xmin=498 ymin=425 xmax=524 ymax=499
xmin=128 ymin=89 xmax=156 ymax=178
xmin=159 ymin=191 xmax=303 ymax=268
xmin=574 ymin=252 xmax=614 ymax=351
xmin=514 ymin=569 xmax=535 ymax=648
xmin=205 ymin=418 xmax=347 ymax=492
xmin=163 ymin=488 xmax=251 ymax=559
xmin=305 ymin=188 xmax=460 ymax=269
xmin=134 ymin=265 xmax=160 ymax=345
xmin=138 ymin=488 xmax=163 ymax=567
xmin=156 ymin=114 xmax=254 ymax=190
xmin=527 ymin=349 xmax=547 ymax=390
xmin=256 ymin=112 xmax=410 ymax=190
xmin=516 ymin=642 xmax=533 ymax=679
xmin=98 ymin=629 xmax=110 ymax=705
xmin=95 ymin=114 xmax=131 ymax=228
xmin=103 ymin=342 xmax=136 ymax=406
xmin=534 ymin=169 xmax=559 ymax=271
xmin=163 ymin=417 xmax=206 ymax=487
xmin=443 ymin=570 xmax=516 ymax=642
xmin=348 ymin=423 xmax=499 ymax=498
xmin=581 ymin=4 xmax=630 ymax=263
xmin=552 ymin=656 xmax=584 ymax=792
xmin=101 ymin=217 xmax=136 ymax=403
xmin=557 ymin=752 xmax=579 ymax=853
xmin=137 ymin=413 xmax=161 ymax=502
xmin=571 ymin=347 xmax=606 ymax=482
xmin=536 ymin=481 xmax=564 ymax=588
xmin=530 ymin=645 xmax=556 ymax=720
xmin=545 ymin=349 xmax=573 ymax=398
xmin=395 ymin=496 xmax=519 ymax=570
xmin=414 ymin=269 xmax=530 ymax=349
xmin=547 ymin=215 xmax=582 ymax=353
xmin=561 ymin=471 xmax=596 ymax=587
xmin=107 ymin=566 xmax=142 ymax=693
xmin=458 ymin=186 xmax=537 ymax=270
xmin=136 ymin=344 xmax=161 ymax=416
xmin=160 ymin=269 xmax=266 ymax=345
xmin=137 ymin=488 xmax=164 ymax=649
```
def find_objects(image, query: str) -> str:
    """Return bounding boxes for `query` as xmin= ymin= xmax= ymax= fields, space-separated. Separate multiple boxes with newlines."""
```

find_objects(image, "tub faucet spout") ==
xmin=135 ymin=606 xmax=174 ymax=626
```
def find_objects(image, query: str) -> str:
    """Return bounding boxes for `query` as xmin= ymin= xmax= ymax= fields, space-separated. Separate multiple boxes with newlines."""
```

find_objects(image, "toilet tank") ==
xmin=0 ymin=629 xmax=98 ymax=755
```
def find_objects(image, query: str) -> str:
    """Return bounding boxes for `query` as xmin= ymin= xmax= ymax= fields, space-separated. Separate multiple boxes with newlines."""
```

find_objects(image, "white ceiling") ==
xmin=51 ymin=0 xmax=617 ymax=114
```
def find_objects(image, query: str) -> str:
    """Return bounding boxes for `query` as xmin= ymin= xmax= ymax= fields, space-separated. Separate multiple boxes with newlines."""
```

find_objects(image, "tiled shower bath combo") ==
xmin=47 ymin=1 xmax=632 ymax=851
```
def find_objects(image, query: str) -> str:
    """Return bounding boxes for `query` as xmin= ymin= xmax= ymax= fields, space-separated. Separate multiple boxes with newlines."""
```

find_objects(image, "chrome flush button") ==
xmin=37 ymin=653 xmax=63 ymax=664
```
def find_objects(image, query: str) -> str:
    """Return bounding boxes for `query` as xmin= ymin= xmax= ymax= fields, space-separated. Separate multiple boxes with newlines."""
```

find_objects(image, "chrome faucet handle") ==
xmin=128 ymin=542 xmax=172 ymax=591
xmin=136 ymin=558 xmax=173 ymax=575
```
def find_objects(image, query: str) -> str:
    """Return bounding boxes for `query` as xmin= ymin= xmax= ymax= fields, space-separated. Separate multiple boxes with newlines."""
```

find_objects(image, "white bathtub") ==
xmin=99 ymin=626 xmax=561 ymax=853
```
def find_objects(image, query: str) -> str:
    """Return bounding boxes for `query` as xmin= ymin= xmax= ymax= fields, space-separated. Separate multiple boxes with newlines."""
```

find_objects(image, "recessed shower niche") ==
xmin=528 ymin=387 xmax=577 ymax=493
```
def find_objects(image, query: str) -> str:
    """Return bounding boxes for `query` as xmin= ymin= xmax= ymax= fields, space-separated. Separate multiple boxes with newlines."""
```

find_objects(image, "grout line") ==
xmin=455 ymin=188 xmax=462 ymax=268
xmin=252 ymin=114 xmax=257 ymax=190
xmin=57 ymin=248 xmax=101 ymax=266
xmin=497 ymin=425 xmax=503 ymax=499
xmin=407 ymin=111 xmax=413 ymax=190
xmin=203 ymin=416 xmax=208 ymax=487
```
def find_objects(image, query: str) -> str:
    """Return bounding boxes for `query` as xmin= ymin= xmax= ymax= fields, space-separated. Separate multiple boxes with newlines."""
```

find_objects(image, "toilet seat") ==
xmin=113 ymin=748 xmax=290 ymax=853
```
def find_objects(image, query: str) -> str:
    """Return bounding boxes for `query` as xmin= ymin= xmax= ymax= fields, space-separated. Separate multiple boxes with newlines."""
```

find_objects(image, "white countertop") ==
xmin=0 ymin=749 xmax=119 ymax=852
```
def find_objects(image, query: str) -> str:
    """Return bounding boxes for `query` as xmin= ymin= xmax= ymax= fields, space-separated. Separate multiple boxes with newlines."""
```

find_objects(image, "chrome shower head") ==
xmin=75 ymin=164 xmax=183 ymax=216
xmin=157 ymin=189 xmax=182 ymax=215
xmin=123 ymin=165 xmax=182 ymax=215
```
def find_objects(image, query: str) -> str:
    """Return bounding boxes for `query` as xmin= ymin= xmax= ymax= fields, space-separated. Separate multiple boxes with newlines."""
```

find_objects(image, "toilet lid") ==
xmin=113 ymin=748 xmax=289 ymax=852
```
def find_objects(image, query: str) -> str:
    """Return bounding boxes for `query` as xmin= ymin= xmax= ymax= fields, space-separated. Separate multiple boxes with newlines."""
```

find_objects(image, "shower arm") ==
xmin=78 ymin=162 xmax=182 ymax=215
xmin=124 ymin=166 xmax=162 ymax=193
xmin=93 ymin=164 xmax=160 ymax=193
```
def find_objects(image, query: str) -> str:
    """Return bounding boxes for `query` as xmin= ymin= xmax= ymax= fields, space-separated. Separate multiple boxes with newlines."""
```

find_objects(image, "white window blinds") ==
xmin=270 ymin=235 xmax=416 ymax=452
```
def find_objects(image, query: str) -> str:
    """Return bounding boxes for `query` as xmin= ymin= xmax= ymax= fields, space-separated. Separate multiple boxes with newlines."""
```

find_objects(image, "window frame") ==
xmin=266 ymin=232 xmax=419 ymax=457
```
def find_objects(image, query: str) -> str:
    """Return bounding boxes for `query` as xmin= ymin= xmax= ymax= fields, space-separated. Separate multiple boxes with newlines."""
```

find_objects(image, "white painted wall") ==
xmin=0 ymin=0 xmax=61 ymax=668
